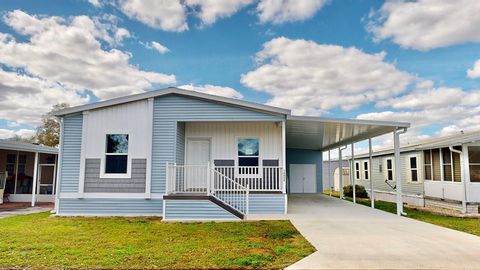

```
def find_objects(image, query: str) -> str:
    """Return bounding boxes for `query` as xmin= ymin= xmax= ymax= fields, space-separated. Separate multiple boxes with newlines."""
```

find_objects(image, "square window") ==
xmin=107 ymin=134 xmax=129 ymax=153
xmin=238 ymin=138 xmax=259 ymax=156
xmin=105 ymin=155 xmax=128 ymax=174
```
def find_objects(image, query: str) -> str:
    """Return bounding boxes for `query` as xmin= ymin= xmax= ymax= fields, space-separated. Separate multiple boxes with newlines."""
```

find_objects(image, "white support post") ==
xmin=328 ymin=150 xmax=332 ymax=196
xmin=281 ymin=120 xmax=286 ymax=194
xmin=451 ymin=146 xmax=467 ymax=213
xmin=78 ymin=111 xmax=89 ymax=198
xmin=393 ymin=128 xmax=405 ymax=216
xmin=338 ymin=147 xmax=343 ymax=199
xmin=246 ymin=183 xmax=250 ymax=215
xmin=31 ymin=152 xmax=39 ymax=207
xmin=165 ymin=161 xmax=170 ymax=195
xmin=145 ymin=98 xmax=154 ymax=199
xmin=369 ymin=138 xmax=374 ymax=208
xmin=206 ymin=161 xmax=211 ymax=195
xmin=351 ymin=143 xmax=356 ymax=204
xmin=54 ymin=118 xmax=64 ymax=213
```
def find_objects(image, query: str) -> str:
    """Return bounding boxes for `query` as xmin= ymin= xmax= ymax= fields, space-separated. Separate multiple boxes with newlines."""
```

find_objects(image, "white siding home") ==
xmin=53 ymin=87 xmax=409 ymax=220
xmin=326 ymin=131 xmax=480 ymax=214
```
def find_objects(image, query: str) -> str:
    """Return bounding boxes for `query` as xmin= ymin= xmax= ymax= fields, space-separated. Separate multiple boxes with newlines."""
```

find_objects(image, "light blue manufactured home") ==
xmin=53 ymin=87 xmax=409 ymax=220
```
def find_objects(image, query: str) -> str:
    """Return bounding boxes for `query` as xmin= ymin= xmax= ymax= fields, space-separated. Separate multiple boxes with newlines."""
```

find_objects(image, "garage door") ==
xmin=290 ymin=164 xmax=316 ymax=193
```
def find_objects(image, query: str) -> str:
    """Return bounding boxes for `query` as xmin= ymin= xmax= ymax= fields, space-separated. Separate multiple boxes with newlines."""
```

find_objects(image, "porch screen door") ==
xmin=186 ymin=139 xmax=210 ymax=190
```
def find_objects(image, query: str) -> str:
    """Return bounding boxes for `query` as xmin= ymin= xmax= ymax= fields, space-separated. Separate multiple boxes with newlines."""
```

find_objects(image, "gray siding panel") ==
xmin=60 ymin=114 xmax=83 ymax=192
xmin=249 ymin=194 xmax=286 ymax=214
xmin=58 ymin=199 xmax=163 ymax=215
xmin=164 ymin=199 xmax=239 ymax=220
xmin=84 ymin=159 xmax=146 ymax=193
xmin=152 ymin=94 xmax=283 ymax=193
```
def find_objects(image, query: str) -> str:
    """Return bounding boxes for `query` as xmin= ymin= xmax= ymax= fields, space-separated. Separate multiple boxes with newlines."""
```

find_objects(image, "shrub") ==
xmin=343 ymin=185 xmax=369 ymax=198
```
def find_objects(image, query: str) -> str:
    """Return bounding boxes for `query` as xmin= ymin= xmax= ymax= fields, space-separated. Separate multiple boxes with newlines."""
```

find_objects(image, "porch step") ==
xmin=163 ymin=194 xmax=245 ymax=220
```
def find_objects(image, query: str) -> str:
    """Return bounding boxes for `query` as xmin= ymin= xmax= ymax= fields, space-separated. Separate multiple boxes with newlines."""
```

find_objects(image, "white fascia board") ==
xmin=287 ymin=115 xmax=410 ymax=128
xmin=54 ymin=87 xmax=290 ymax=117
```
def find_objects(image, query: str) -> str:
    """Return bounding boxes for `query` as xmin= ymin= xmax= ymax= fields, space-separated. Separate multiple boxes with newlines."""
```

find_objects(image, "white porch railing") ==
xmin=214 ymin=166 xmax=285 ymax=192
xmin=166 ymin=163 xmax=249 ymax=214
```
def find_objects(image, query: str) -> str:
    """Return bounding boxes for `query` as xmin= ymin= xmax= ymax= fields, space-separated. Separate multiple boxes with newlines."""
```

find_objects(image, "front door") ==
xmin=290 ymin=164 xmax=316 ymax=193
xmin=186 ymin=139 xmax=211 ymax=190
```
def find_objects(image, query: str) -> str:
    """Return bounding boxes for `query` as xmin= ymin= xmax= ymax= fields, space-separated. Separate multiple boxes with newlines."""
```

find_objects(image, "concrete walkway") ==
xmin=286 ymin=194 xmax=480 ymax=270
xmin=0 ymin=206 xmax=51 ymax=219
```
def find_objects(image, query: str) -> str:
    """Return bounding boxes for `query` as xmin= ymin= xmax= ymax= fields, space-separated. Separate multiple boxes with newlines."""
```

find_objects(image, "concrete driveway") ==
xmin=286 ymin=194 xmax=480 ymax=270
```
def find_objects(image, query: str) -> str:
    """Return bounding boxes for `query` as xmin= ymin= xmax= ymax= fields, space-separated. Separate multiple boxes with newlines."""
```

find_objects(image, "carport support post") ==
xmin=338 ymin=147 xmax=343 ymax=199
xmin=31 ymin=151 xmax=39 ymax=207
xmin=351 ymin=143 xmax=356 ymax=204
xmin=369 ymin=138 xmax=374 ymax=208
xmin=328 ymin=150 xmax=332 ymax=196
xmin=393 ymin=129 xmax=404 ymax=216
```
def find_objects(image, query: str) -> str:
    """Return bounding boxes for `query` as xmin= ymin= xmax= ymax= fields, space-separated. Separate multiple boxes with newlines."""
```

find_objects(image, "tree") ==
xmin=35 ymin=103 xmax=69 ymax=147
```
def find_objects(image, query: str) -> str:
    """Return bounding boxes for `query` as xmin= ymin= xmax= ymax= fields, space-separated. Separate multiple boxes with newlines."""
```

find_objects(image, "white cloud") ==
xmin=118 ymin=0 xmax=188 ymax=32
xmin=367 ymin=0 xmax=480 ymax=50
xmin=257 ymin=0 xmax=327 ymax=24
xmin=467 ymin=59 xmax=480 ymax=79
xmin=0 ymin=128 xmax=36 ymax=140
xmin=0 ymin=69 xmax=88 ymax=125
xmin=143 ymin=41 xmax=170 ymax=54
xmin=88 ymin=0 xmax=102 ymax=7
xmin=186 ymin=0 xmax=255 ymax=25
xmin=179 ymin=84 xmax=243 ymax=99
xmin=0 ymin=10 xmax=176 ymax=100
xmin=241 ymin=37 xmax=413 ymax=115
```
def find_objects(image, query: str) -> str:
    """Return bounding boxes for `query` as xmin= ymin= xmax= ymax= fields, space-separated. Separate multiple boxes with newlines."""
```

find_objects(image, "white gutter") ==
xmin=449 ymin=146 xmax=467 ymax=213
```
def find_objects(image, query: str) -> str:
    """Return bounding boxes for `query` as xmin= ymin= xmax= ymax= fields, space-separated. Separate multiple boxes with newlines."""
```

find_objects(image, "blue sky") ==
xmin=0 ymin=0 xmax=479 ymax=147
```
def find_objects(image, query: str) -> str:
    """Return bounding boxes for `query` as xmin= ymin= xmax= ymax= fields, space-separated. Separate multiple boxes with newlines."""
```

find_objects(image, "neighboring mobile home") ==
xmin=0 ymin=140 xmax=58 ymax=205
xmin=324 ymin=131 xmax=480 ymax=214
xmin=53 ymin=87 xmax=409 ymax=220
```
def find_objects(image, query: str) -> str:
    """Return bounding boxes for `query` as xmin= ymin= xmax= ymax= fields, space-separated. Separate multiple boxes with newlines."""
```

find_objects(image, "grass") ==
xmin=324 ymin=190 xmax=480 ymax=236
xmin=0 ymin=213 xmax=315 ymax=269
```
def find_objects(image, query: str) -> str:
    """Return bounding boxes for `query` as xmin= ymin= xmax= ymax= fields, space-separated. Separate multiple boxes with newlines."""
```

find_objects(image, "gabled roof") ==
xmin=0 ymin=140 xmax=58 ymax=154
xmin=54 ymin=87 xmax=291 ymax=117
xmin=345 ymin=130 xmax=480 ymax=159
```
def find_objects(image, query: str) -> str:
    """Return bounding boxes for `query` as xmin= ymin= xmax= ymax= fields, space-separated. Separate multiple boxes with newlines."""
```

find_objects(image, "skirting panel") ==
xmin=248 ymin=194 xmax=286 ymax=214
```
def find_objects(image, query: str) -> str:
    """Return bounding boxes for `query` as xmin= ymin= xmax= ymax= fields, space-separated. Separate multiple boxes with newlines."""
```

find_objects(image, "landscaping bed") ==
xmin=0 ymin=212 xmax=315 ymax=269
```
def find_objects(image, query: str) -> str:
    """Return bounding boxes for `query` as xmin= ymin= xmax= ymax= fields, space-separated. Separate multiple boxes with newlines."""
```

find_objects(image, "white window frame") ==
xmin=100 ymin=133 xmax=131 ymax=179
xmin=423 ymin=150 xmax=433 ymax=181
xmin=362 ymin=160 xmax=369 ymax=180
xmin=407 ymin=155 xmax=420 ymax=183
xmin=354 ymin=161 xmax=361 ymax=180
xmin=385 ymin=157 xmax=394 ymax=181
xmin=441 ymin=148 xmax=454 ymax=182
xmin=467 ymin=144 xmax=480 ymax=183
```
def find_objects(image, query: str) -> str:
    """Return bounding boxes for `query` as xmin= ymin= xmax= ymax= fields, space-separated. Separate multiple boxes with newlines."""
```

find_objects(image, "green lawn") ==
xmin=0 ymin=212 xmax=315 ymax=269
xmin=324 ymin=191 xmax=480 ymax=236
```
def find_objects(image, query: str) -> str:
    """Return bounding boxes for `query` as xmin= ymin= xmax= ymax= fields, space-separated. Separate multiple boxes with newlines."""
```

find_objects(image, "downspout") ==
xmin=394 ymin=127 xmax=408 ymax=216
xmin=449 ymin=146 xmax=467 ymax=214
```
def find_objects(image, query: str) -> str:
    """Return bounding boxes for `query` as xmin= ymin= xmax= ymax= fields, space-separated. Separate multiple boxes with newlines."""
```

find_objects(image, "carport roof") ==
xmin=0 ymin=140 xmax=58 ymax=154
xmin=286 ymin=115 xmax=410 ymax=151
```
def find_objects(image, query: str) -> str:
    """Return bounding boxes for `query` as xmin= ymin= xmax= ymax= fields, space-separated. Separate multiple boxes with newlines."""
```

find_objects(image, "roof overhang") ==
xmin=0 ymin=140 xmax=58 ymax=154
xmin=286 ymin=115 xmax=410 ymax=151
xmin=54 ymin=87 xmax=291 ymax=117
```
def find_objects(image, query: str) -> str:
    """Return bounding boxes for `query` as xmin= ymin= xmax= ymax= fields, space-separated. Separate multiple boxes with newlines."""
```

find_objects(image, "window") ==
xmin=105 ymin=134 xmax=129 ymax=174
xmin=355 ymin=162 xmax=360 ymax=180
xmin=386 ymin=158 xmax=394 ymax=181
xmin=431 ymin=149 xmax=441 ymax=181
xmin=238 ymin=138 xmax=259 ymax=167
xmin=469 ymin=146 xmax=480 ymax=183
xmin=409 ymin=156 xmax=418 ymax=182
xmin=363 ymin=161 xmax=369 ymax=180
xmin=424 ymin=150 xmax=432 ymax=180
xmin=442 ymin=148 xmax=453 ymax=181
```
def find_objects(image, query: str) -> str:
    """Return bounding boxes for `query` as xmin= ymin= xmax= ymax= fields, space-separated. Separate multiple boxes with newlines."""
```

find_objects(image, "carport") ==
xmin=285 ymin=115 xmax=410 ymax=215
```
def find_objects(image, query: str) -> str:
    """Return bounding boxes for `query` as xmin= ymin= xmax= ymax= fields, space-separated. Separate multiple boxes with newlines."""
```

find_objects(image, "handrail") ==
xmin=210 ymin=168 xmax=249 ymax=214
